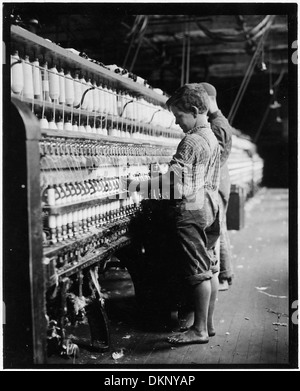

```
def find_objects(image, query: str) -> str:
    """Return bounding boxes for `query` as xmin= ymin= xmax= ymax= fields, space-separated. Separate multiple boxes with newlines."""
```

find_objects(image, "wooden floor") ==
xmin=48 ymin=188 xmax=293 ymax=368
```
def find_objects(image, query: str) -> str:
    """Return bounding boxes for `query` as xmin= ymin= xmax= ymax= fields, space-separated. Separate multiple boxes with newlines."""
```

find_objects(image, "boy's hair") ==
xmin=166 ymin=83 xmax=210 ymax=114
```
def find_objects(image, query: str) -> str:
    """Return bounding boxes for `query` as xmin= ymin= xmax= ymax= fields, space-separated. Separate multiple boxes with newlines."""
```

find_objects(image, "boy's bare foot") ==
xmin=167 ymin=327 xmax=209 ymax=345
xmin=218 ymin=280 xmax=229 ymax=291
xmin=207 ymin=321 xmax=216 ymax=337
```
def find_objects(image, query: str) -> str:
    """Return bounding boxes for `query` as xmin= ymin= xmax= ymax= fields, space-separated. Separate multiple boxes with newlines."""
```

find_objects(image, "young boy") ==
xmin=128 ymin=83 xmax=221 ymax=344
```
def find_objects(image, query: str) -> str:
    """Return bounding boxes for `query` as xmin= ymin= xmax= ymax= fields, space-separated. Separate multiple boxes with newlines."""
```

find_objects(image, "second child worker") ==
xmin=200 ymin=82 xmax=234 ymax=291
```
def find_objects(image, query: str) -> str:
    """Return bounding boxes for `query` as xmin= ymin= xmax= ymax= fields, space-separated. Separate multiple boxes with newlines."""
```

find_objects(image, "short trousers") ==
xmin=167 ymin=201 xmax=220 ymax=285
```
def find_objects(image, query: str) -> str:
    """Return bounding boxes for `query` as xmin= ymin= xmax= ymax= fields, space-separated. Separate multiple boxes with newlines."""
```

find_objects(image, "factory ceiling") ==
xmin=5 ymin=3 xmax=296 ymax=142
xmin=6 ymin=4 xmax=292 ymax=94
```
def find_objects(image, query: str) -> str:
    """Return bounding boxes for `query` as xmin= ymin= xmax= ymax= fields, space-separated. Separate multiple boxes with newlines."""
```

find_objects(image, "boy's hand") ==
xmin=120 ymin=177 xmax=140 ymax=193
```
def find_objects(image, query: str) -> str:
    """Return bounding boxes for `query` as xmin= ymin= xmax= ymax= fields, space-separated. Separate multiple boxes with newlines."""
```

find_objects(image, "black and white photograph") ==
xmin=1 ymin=1 xmax=298 ymax=374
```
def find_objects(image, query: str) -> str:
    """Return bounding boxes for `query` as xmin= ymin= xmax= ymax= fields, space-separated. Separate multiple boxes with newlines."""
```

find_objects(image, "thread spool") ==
xmin=56 ymin=215 xmax=63 ymax=242
xmin=54 ymin=184 xmax=62 ymax=205
xmin=22 ymin=55 xmax=34 ymax=99
xmin=85 ymin=123 xmax=92 ymax=133
xmin=31 ymin=58 xmax=41 ymax=99
xmin=72 ymin=210 xmax=79 ymax=237
xmin=106 ymin=86 xmax=113 ymax=115
xmin=47 ymin=185 xmax=55 ymax=206
xmin=40 ymin=116 xmax=49 ymax=129
xmin=98 ymin=84 xmax=106 ymax=114
xmin=77 ymin=209 xmax=83 ymax=234
xmin=110 ymin=88 xmax=116 ymax=116
xmin=58 ymin=68 xmax=66 ymax=104
xmin=41 ymin=61 xmax=50 ymax=101
xmin=87 ymin=207 xmax=92 ymax=227
xmin=82 ymin=208 xmax=88 ymax=232
xmin=64 ymin=120 xmax=73 ymax=131
xmin=49 ymin=64 xmax=60 ymax=102
xmin=96 ymin=124 xmax=103 ymax=135
xmin=79 ymin=122 xmax=86 ymax=133
xmin=67 ymin=211 xmax=74 ymax=238
xmin=65 ymin=70 xmax=74 ymax=106
xmin=83 ymin=180 xmax=90 ymax=199
xmin=117 ymin=91 xmax=123 ymax=117
xmin=108 ymin=127 xmax=116 ymax=137
xmin=93 ymin=82 xmax=100 ymax=112
xmin=93 ymin=180 xmax=100 ymax=197
xmin=95 ymin=205 xmax=100 ymax=226
xmin=102 ymin=203 xmax=108 ymax=223
xmin=126 ymin=93 xmax=134 ymax=119
xmin=91 ymin=206 xmax=96 ymax=226
xmin=73 ymin=72 xmax=82 ymax=107
xmin=49 ymin=215 xmax=57 ymax=244
xmin=64 ymin=182 xmax=72 ymax=203
xmin=110 ymin=87 xmax=116 ymax=116
xmin=62 ymin=213 xmax=68 ymax=240
xmin=11 ymin=51 xmax=24 ymax=94
xmin=79 ymin=76 xmax=89 ymax=110
xmin=48 ymin=214 xmax=56 ymax=229
xmin=69 ymin=182 xmax=76 ymax=202
xmin=103 ymin=85 xmax=110 ymax=114
xmin=48 ymin=119 xmax=58 ymax=130
xmin=120 ymin=128 xmax=126 ymax=138
xmin=74 ymin=182 xmax=81 ymax=201
xmin=87 ymin=78 xmax=94 ymax=112
xmin=99 ymin=203 xmax=104 ymax=217
xmin=56 ymin=117 xmax=64 ymax=130
xmin=72 ymin=121 xmax=79 ymax=132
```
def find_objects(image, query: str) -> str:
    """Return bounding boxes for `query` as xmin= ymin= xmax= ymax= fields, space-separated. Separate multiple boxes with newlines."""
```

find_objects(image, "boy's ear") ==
xmin=191 ymin=105 xmax=199 ymax=116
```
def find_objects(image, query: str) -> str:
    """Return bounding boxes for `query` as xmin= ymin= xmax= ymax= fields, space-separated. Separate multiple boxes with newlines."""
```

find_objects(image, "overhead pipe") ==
xmin=195 ymin=15 xmax=275 ymax=43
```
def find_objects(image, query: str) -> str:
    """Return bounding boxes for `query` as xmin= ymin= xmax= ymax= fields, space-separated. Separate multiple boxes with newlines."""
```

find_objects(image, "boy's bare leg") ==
xmin=207 ymin=272 xmax=219 ymax=336
xmin=177 ymin=309 xmax=194 ymax=331
xmin=168 ymin=280 xmax=211 ymax=344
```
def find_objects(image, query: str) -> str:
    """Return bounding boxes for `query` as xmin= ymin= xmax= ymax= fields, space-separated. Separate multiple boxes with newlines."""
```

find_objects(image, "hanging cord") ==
xmin=11 ymin=59 xmax=22 ymax=67
xmin=181 ymin=21 xmax=191 ymax=85
xmin=73 ymin=86 xmax=95 ymax=109
xmin=269 ymin=55 xmax=273 ymax=94
xmin=253 ymin=99 xmax=272 ymax=143
xmin=186 ymin=30 xmax=191 ymax=84
xmin=228 ymin=23 xmax=273 ymax=125
xmin=271 ymin=67 xmax=285 ymax=90
xmin=129 ymin=16 xmax=148 ymax=72
xmin=123 ymin=16 xmax=143 ymax=69
xmin=253 ymin=70 xmax=286 ymax=143
xmin=123 ymin=15 xmax=148 ymax=71
xmin=227 ymin=37 xmax=264 ymax=123
xmin=181 ymin=34 xmax=186 ymax=86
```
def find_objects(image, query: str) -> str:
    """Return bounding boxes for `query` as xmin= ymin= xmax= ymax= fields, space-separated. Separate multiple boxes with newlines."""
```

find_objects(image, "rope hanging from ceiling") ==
xmin=253 ymin=67 xmax=285 ymax=142
xmin=227 ymin=20 xmax=274 ymax=125
xmin=123 ymin=15 xmax=149 ymax=71
xmin=181 ymin=21 xmax=191 ymax=85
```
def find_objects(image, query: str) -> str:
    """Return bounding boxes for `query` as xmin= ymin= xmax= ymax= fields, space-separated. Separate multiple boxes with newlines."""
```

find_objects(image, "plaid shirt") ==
xmin=169 ymin=124 xmax=220 ymax=202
